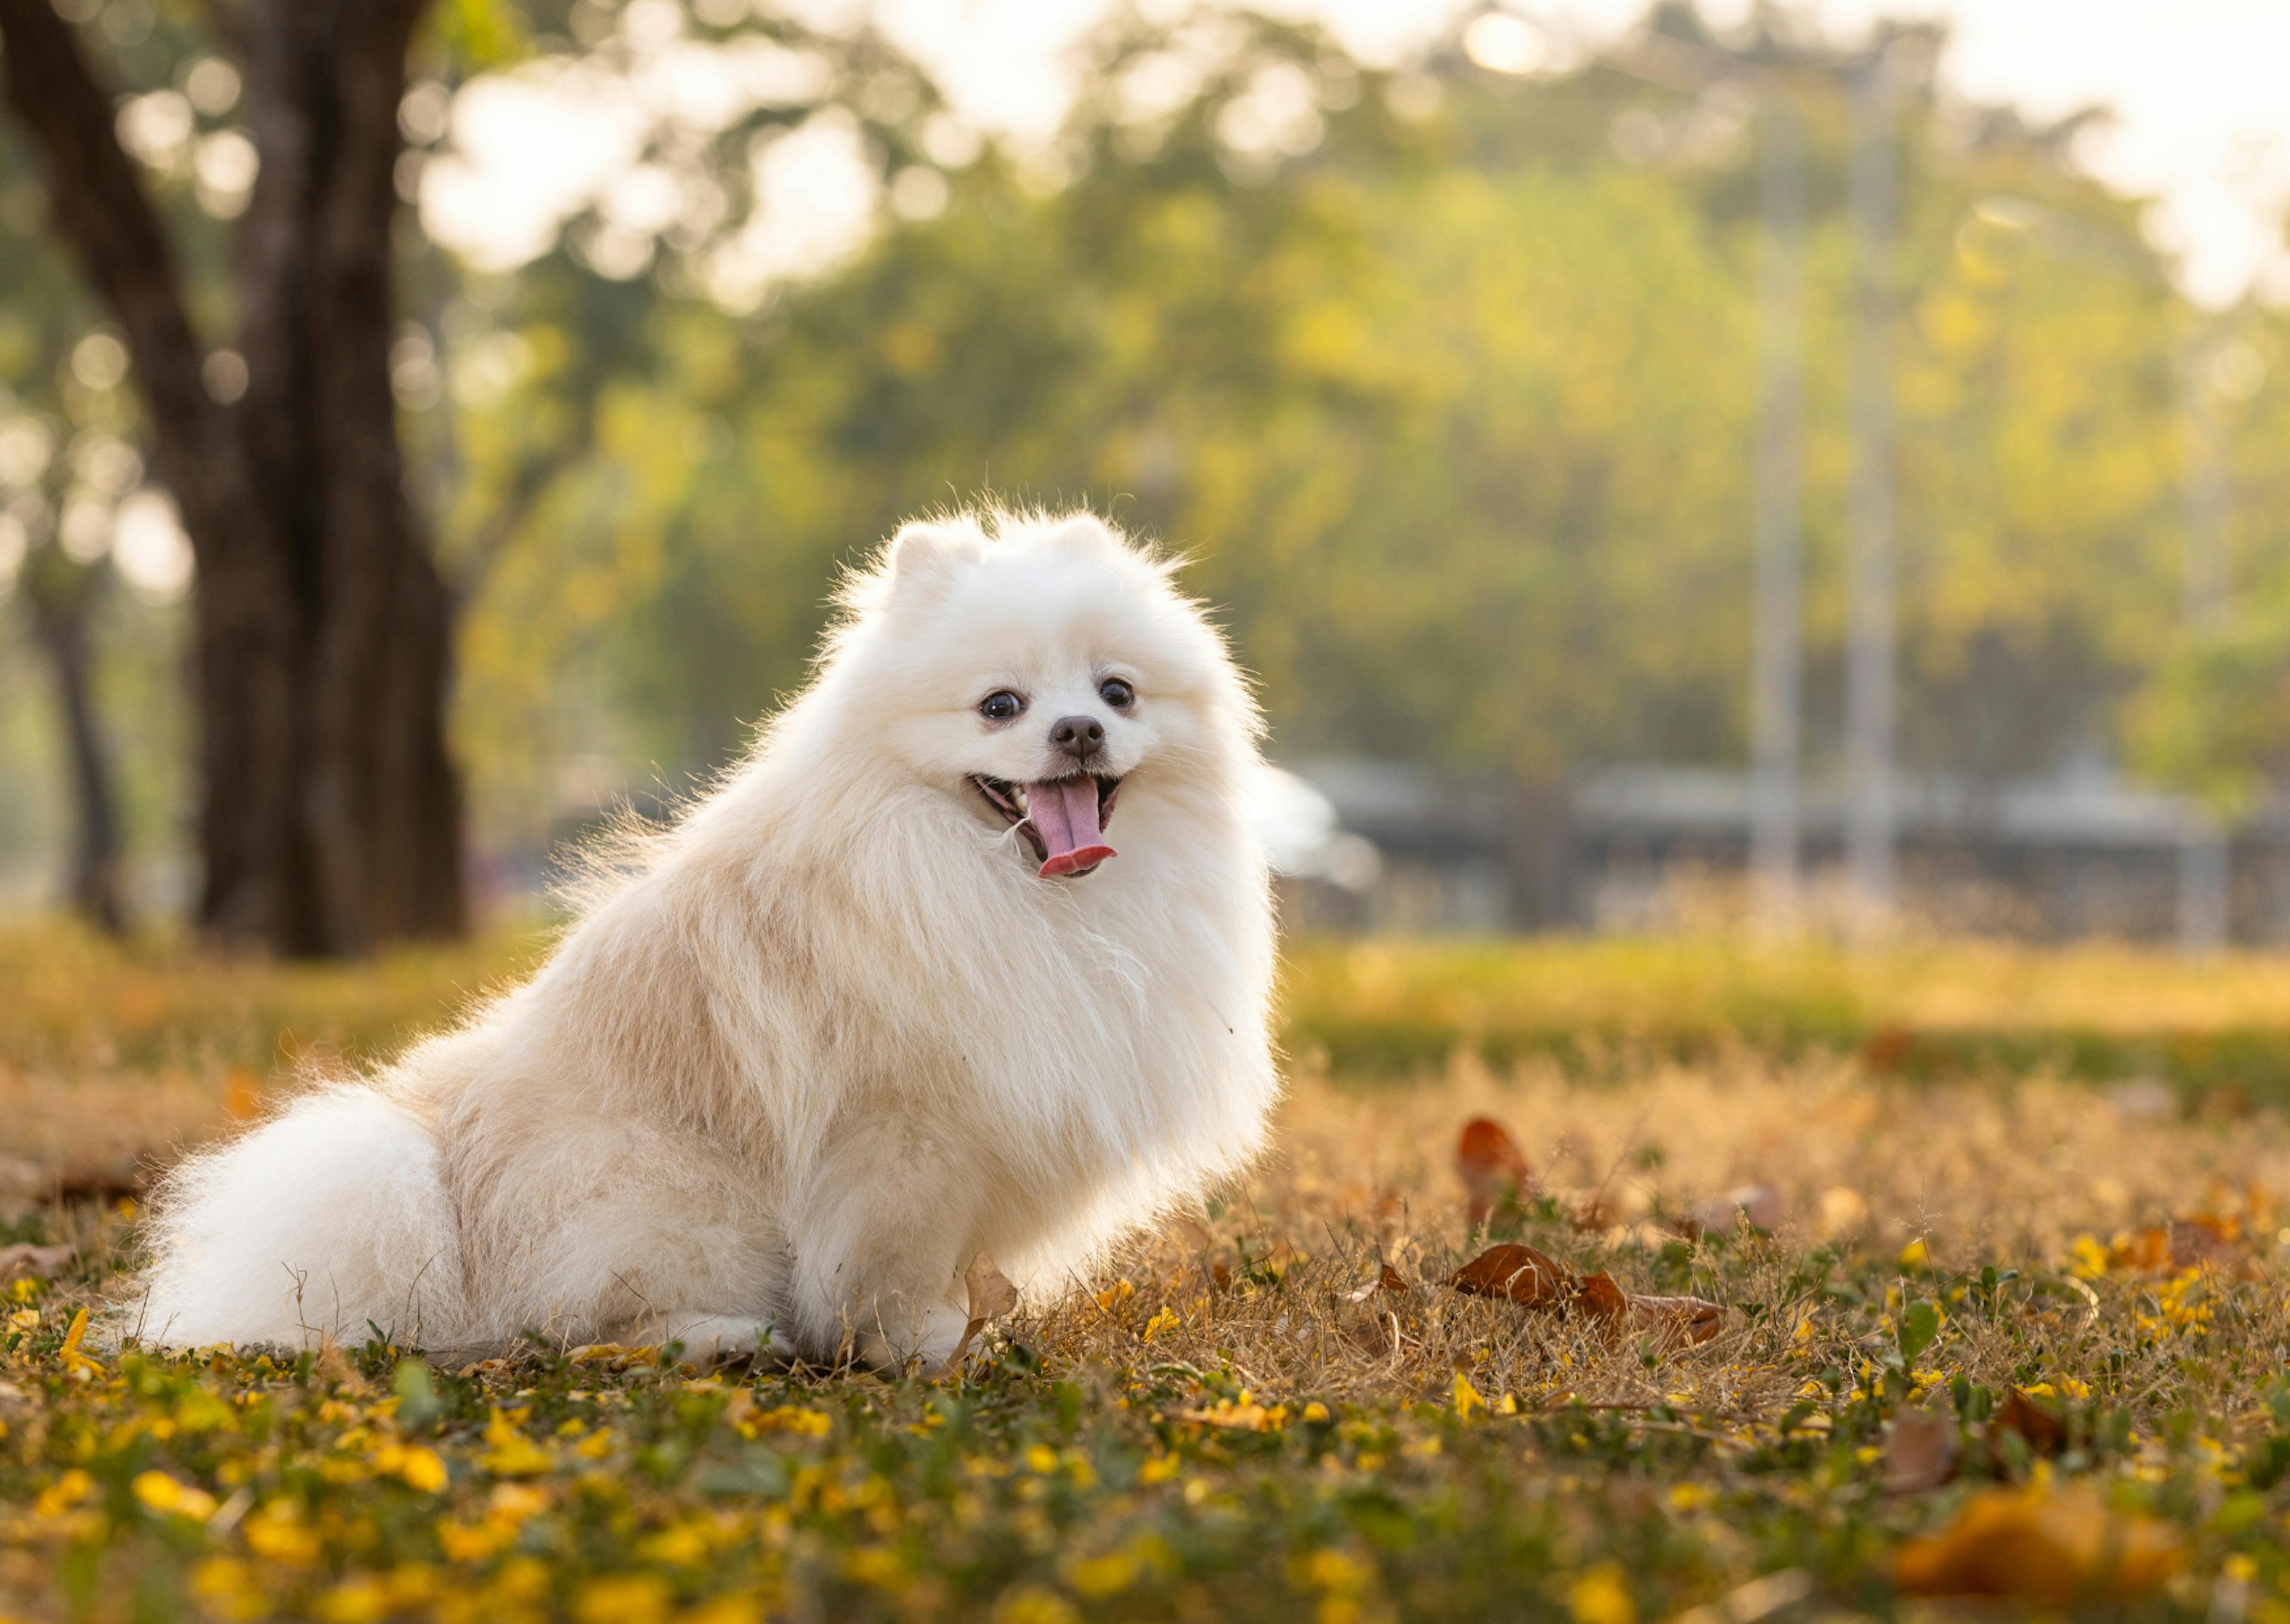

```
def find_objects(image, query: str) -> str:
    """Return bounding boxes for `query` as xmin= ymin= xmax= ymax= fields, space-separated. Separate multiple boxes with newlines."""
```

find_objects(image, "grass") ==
xmin=7 ymin=919 xmax=2290 ymax=1621
xmin=1284 ymin=937 xmax=2290 ymax=1100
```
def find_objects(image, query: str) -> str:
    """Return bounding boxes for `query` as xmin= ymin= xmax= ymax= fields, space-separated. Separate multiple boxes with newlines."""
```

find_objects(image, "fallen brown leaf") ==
xmin=1456 ymin=1117 xmax=1533 ymax=1226
xmin=2168 ymin=1215 xmax=2253 ymax=1277
xmin=1573 ymin=1270 xmax=1629 ymax=1323
xmin=1860 ymin=1024 xmax=1917 ymax=1073
xmin=1343 ymin=1313 xmax=1398 ymax=1359
xmin=1882 ymin=1408 xmax=1956 ymax=1493
xmin=1448 ymin=1242 xmax=1574 ymax=1307
xmin=1991 ymin=1386 xmax=2066 ymax=1456
xmin=1448 ymin=1244 xmax=1721 ymax=1346
xmin=942 ymin=1251 xmax=1019 ymax=1369
xmin=2106 ymin=1227 xmax=2173 ymax=1273
xmin=1627 ymin=1293 xmax=1725 ymax=1346
xmin=1893 ymin=1487 xmax=2180 ymax=1602
xmin=1345 ymin=1262 xmax=1410 ymax=1303
xmin=0 ymin=1242 xmax=73 ymax=1284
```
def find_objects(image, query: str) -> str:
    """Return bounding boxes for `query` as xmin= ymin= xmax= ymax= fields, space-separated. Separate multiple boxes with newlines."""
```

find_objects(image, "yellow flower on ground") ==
xmin=312 ymin=1576 xmax=389 ymax=1623
xmin=1298 ymin=1548 xmax=1370 ymax=1594
xmin=842 ymin=1546 xmax=909 ymax=1591
xmin=1568 ymin=1562 xmax=1636 ymax=1624
xmin=34 ymin=1470 xmax=94 ymax=1519
xmin=572 ymin=1572 xmax=673 ymax=1624
xmin=58 ymin=1308 xmax=104 ymax=1378
xmin=190 ymin=1557 xmax=267 ymax=1623
xmin=488 ymin=1482 xmax=551 ymax=1523
xmin=435 ymin=1521 xmax=503 ymax=1564
xmin=395 ymin=1446 xmax=448 ymax=1493
xmin=750 ymin=1405 xmax=832 ymax=1436
xmin=638 ymin=1521 xmax=711 ymax=1567
xmin=1066 ymin=1549 xmax=1138 ymax=1599
xmin=1179 ymin=1396 xmax=1286 ymax=1431
xmin=992 ymin=1585 xmax=1079 ymax=1624
xmin=478 ymin=1407 xmax=552 ymax=1477
xmin=242 ymin=1504 xmax=322 ymax=1567
xmin=132 ymin=1470 xmax=218 ymax=1521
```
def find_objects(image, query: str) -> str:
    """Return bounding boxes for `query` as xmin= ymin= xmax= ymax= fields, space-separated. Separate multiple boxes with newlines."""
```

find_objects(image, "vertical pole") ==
xmin=1751 ymin=98 xmax=1806 ymax=934
xmin=2178 ymin=336 xmax=2232 ymax=953
xmin=1846 ymin=61 xmax=1897 ymax=938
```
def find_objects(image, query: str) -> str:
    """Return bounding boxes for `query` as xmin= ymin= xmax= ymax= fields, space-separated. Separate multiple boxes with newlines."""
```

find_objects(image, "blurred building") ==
xmin=1279 ymin=758 xmax=2290 ymax=944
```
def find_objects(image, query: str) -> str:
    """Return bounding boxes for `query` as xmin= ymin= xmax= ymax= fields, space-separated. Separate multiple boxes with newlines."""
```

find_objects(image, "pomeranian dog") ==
xmin=134 ymin=509 xmax=1279 ymax=1368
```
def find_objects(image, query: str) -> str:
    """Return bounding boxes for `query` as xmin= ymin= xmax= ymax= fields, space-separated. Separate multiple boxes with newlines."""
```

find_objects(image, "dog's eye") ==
xmin=1098 ymin=677 xmax=1135 ymax=710
xmin=979 ymin=690 xmax=1025 ymax=723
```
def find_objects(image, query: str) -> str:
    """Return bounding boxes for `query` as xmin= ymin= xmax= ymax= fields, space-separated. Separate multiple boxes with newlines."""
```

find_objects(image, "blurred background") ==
xmin=5 ymin=0 xmax=2290 ymax=956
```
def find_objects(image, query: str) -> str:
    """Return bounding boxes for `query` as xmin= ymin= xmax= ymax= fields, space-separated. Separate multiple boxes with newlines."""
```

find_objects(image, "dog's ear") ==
xmin=883 ymin=519 xmax=984 ymax=599
xmin=1036 ymin=513 xmax=1124 ymax=557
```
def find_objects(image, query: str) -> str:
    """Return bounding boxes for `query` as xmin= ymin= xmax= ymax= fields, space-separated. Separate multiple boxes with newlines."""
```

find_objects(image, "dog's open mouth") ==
xmin=970 ymin=773 xmax=1121 ymax=879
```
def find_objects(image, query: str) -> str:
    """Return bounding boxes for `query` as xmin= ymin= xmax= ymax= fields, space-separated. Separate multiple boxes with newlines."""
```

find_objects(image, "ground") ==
xmin=7 ymin=923 xmax=2290 ymax=1622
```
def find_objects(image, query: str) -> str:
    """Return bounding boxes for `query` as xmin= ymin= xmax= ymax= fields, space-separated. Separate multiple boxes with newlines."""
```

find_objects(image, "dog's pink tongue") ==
xmin=1027 ymin=777 xmax=1115 ymax=879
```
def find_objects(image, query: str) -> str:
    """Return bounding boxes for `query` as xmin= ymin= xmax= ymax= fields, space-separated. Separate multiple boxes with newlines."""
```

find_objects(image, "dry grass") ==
xmin=1018 ymin=1056 xmax=2290 ymax=1427
xmin=8 ymin=921 xmax=2290 ymax=1622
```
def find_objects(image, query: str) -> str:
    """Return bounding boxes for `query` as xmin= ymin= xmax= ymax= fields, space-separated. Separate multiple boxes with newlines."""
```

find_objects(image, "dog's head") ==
xmin=825 ymin=509 xmax=1257 ymax=881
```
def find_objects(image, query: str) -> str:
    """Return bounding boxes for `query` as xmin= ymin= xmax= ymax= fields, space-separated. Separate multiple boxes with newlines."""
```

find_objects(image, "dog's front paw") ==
xmin=662 ymin=1314 xmax=781 ymax=1370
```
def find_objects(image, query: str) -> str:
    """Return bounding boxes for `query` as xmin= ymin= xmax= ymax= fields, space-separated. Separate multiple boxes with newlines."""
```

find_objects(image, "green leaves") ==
xmin=392 ymin=1358 xmax=444 ymax=1433
xmin=2126 ymin=601 xmax=2290 ymax=822
xmin=1897 ymin=1300 xmax=1942 ymax=1369
xmin=424 ymin=0 xmax=529 ymax=72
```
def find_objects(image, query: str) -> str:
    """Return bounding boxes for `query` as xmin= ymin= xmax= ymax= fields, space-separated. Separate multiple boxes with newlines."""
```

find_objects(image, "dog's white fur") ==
xmin=134 ymin=510 xmax=1279 ymax=1368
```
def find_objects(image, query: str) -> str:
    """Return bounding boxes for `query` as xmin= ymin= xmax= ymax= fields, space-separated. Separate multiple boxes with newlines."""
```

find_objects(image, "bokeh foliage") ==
xmin=5 ymin=1 xmax=2290 ymax=890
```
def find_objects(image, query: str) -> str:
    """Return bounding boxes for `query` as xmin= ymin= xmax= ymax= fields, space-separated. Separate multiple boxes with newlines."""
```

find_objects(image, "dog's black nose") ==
xmin=1049 ymin=715 xmax=1105 ymax=761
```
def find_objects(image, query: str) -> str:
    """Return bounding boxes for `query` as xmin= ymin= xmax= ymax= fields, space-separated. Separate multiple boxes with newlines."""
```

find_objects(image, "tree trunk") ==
xmin=23 ymin=568 xmax=130 ymax=934
xmin=234 ymin=0 xmax=463 ymax=953
xmin=0 ymin=0 xmax=463 ymax=956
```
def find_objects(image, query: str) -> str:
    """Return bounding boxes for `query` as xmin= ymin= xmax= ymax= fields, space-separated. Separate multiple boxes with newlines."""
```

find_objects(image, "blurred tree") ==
xmin=0 ymin=80 xmax=166 ymax=932
xmin=18 ymin=538 xmax=128 ymax=931
xmin=446 ymin=8 xmax=2221 ymax=845
xmin=0 ymin=0 xmax=940 ymax=944
xmin=2130 ymin=605 xmax=2290 ymax=822
xmin=1 ymin=0 xmax=460 ymax=954
xmin=8 ymin=0 xmax=2287 ymax=921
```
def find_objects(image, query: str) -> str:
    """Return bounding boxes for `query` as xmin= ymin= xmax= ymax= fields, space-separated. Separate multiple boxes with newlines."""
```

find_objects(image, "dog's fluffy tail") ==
xmin=132 ymin=1086 xmax=464 ymax=1352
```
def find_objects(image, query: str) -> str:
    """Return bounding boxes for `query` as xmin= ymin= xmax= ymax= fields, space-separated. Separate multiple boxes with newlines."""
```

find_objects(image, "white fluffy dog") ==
xmin=134 ymin=509 xmax=1279 ymax=1368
